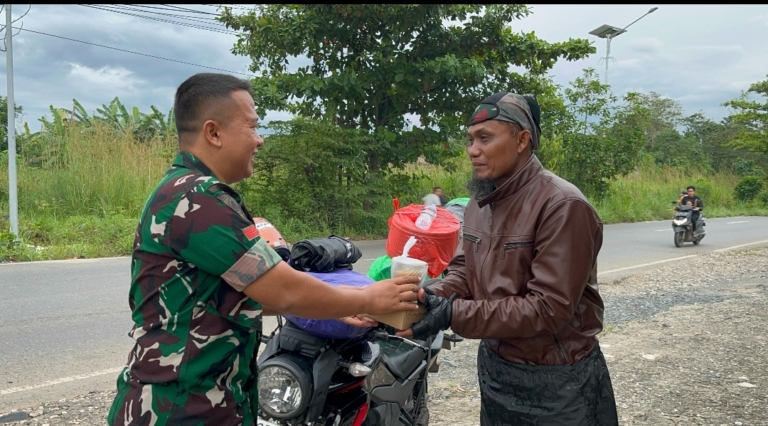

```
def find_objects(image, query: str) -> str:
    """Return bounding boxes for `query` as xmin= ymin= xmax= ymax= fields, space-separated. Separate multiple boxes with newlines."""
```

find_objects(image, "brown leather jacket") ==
xmin=430 ymin=154 xmax=605 ymax=366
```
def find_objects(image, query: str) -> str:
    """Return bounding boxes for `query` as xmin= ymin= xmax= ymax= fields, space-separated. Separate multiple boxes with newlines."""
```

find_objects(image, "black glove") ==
xmin=411 ymin=288 xmax=457 ymax=341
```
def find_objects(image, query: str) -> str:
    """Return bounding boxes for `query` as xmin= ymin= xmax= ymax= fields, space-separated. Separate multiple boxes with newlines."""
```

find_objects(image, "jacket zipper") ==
xmin=501 ymin=241 xmax=534 ymax=258
xmin=552 ymin=335 xmax=567 ymax=364
xmin=488 ymin=203 xmax=493 ymax=227
xmin=464 ymin=234 xmax=481 ymax=252
xmin=479 ymin=203 xmax=493 ymax=300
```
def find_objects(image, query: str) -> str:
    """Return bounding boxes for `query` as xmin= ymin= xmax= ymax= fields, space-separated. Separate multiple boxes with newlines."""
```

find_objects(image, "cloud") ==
xmin=627 ymin=37 xmax=663 ymax=54
xmin=67 ymin=64 xmax=141 ymax=92
xmin=748 ymin=14 xmax=768 ymax=27
xmin=613 ymin=58 xmax=641 ymax=70
xmin=1 ymin=4 xmax=767 ymax=129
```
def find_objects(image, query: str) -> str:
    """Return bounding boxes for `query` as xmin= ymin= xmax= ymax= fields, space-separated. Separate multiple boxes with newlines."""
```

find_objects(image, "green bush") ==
xmin=733 ymin=176 xmax=764 ymax=202
xmin=244 ymin=117 xmax=384 ymax=240
xmin=732 ymin=159 xmax=766 ymax=178
xmin=758 ymin=190 xmax=768 ymax=206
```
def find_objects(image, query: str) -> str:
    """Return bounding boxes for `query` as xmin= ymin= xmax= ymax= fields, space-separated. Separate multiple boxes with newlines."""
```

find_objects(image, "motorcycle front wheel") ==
xmin=674 ymin=231 xmax=684 ymax=247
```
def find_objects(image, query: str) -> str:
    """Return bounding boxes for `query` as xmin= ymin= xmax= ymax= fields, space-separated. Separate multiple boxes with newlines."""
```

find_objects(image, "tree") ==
xmin=555 ymin=68 xmax=645 ymax=199
xmin=723 ymin=75 xmax=768 ymax=154
xmin=218 ymin=4 xmax=595 ymax=175
xmin=240 ymin=117 xmax=384 ymax=236
xmin=681 ymin=112 xmax=743 ymax=172
xmin=633 ymin=92 xmax=684 ymax=153
xmin=0 ymin=95 xmax=24 ymax=152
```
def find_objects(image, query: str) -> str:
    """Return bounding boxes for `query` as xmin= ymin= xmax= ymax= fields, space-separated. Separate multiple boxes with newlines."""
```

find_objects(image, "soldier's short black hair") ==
xmin=174 ymin=73 xmax=252 ymax=141
xmin=687 ymin=185 xmax=696 ymax=191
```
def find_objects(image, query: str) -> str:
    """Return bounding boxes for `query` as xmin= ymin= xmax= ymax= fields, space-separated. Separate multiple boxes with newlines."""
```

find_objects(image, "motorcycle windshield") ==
xmin=376 ymin=339 xmax=428 ymax=382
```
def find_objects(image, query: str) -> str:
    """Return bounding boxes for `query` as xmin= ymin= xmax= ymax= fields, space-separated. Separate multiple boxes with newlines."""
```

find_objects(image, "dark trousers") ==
xmin=691 ymin=211 xmax=701 ymax=230
xmin=477 ymin=341 xmax=618 ymax=426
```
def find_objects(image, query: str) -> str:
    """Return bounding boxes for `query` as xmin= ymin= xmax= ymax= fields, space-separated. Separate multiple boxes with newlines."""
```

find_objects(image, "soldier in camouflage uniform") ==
xmin=107 ymin=73 xmax=421 ymax=426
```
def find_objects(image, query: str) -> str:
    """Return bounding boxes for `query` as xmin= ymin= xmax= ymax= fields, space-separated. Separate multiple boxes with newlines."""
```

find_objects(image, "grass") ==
xmin=1 ymin=126 xmax=766 ymax=262
xmin=12 ymin=126 xmax=176 ymax=218
xmin=0 ymin=213 xmax=137 ymax=261
xmin=0 ymin=124 xmax=175 ymax=261
xmin=593 ymin=157 xmax=768 ymax=223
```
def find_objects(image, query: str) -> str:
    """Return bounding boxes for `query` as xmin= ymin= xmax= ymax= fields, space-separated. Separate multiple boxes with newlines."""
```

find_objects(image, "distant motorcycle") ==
xmin=671 ymin=204 xmax=706 ymax=247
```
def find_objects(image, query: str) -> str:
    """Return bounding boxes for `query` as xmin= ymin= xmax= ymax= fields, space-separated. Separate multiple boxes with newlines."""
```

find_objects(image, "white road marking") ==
xmin=727 ymin=221 xmax=749 ymax=224
xmin=600 ymin=255 xmax=699 ymax=275
xmin=654 ymin=229 xmax=670 ymax=232
xmin=5 ymin=235 xmax=768 ymax=395
xmin=601 ymin=239 xmax=768 ymax=275
xmin=713 ymin=239 xmax=768 ymax=252
xmin=0 ymin=367 xmax=124 ymax=395
xmin=0 ymin=256 xmax=129 ymax=266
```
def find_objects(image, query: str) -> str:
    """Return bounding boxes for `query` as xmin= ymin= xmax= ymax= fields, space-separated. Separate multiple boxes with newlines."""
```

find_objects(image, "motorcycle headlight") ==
xmin=258 ymin=356 xmax=313 ymax=420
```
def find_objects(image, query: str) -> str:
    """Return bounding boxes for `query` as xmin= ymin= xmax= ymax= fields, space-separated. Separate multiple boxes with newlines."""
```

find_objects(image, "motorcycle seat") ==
xmin=382 ymin=346 xmax=427 ymax=381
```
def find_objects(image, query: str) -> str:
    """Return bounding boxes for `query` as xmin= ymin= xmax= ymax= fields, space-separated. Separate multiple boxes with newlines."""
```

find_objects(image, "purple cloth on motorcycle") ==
xmin=283 ymin=268 xmax=374 ymax=340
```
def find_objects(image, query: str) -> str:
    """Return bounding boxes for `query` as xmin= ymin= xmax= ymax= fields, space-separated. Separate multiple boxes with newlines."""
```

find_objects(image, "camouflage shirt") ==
xmin=108 ymin=152 xmax=283 ymax=426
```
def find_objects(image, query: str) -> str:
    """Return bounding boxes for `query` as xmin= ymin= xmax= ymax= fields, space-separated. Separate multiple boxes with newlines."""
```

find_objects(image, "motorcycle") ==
xmin=254 ymin=299 xmax=462 ymax=426
xmin=671 ymin=204 xmax=706 ymax=247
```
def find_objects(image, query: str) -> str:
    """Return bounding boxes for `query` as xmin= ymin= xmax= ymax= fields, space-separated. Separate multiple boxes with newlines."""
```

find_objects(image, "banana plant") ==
xmin=37 ymin=105 xmax=68 ymax=137
xmin=72 ymin=99 xmax=92 ymax=126
xmin=37 ymin=97 xmax=177 ymax=141
xmin=95 ymin=97 xmax=130 ymax=133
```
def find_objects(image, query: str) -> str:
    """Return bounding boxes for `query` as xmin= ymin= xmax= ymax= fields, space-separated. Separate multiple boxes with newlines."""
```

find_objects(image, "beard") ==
xmin=467 ymin=173 xmax=497 ymax=200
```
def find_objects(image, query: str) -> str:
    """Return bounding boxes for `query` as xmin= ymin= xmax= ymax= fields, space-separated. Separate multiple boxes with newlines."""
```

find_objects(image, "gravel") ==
xmin=600 ymin=249 xmax=768 ymax=324
xmin=2 ymin=248 xmax=767 ymax=426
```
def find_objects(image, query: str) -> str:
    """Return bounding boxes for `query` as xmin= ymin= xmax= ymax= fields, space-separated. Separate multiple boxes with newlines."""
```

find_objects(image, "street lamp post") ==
xmin=589 ymin=7 xmax=658 ymax=85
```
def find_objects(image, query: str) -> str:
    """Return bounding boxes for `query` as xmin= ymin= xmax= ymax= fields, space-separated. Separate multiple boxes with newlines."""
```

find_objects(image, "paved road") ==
xmin=1 ymin=216 xmax=767 ymax=412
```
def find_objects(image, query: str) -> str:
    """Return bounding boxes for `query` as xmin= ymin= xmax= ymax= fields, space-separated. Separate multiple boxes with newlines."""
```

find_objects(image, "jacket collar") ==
xmin=172 ymin=151 xmax=218 ymax=179
xmin=476 ymin=154 xmax=543 ymax=208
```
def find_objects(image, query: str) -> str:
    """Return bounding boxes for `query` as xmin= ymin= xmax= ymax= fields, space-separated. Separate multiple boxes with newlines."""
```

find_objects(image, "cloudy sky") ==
xmin=0 ymin=4 xmax=766 ymax=133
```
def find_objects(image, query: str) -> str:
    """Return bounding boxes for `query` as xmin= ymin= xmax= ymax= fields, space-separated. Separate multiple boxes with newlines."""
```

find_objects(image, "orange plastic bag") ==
xmin=385 ymin=204 xmax=460 ymax=278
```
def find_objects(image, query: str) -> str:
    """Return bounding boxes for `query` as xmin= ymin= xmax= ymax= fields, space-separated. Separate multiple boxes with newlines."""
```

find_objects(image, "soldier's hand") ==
xmin=398 ymin=290 xmax=456 ymax=340
xmin=339 ymin=315 xmax=379 ymax=328
xmin=364 ymin=276 xmax=421 ymax=315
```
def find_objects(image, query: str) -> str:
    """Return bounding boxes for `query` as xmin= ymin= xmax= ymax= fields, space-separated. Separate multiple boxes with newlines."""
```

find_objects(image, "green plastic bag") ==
xmin=367 ymin=255 xmax=392 ymax=281
xmin=446 ymin=197 xmax=470 ymax=207
xmin=367 ymin=254 xmax=448 ymax=281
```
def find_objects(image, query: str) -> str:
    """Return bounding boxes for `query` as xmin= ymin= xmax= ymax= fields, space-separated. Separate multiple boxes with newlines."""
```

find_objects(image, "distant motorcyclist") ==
xmin=680 ymin=185 xmax=704 ymax=236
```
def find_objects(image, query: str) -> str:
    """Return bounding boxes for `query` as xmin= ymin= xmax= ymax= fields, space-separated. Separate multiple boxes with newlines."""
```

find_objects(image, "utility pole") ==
xmin=604 ymin=34 xmax=613 ymax=86
xmin=5 ymin=3 xmax=17 ymax=238
xmin=589 ymin=7 xmax=658 ymax=86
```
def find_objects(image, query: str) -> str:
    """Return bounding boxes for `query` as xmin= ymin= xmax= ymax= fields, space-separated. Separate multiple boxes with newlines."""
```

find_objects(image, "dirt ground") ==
xmin=426 ymin=249 xmax=768 ymax=426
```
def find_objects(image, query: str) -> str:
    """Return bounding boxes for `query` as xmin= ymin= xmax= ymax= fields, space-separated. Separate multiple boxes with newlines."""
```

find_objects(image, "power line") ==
xmin=126 ymin=4 xmax=219 ymax=16
xmin=160 ymin=4 xmax=222 ymax=15
xmin=78 ymin=4 xmax=235 ymax=35
xmin=202 ymin=4 xmax=257 ymax=11
xmin=13 ymin=27 xmax=255 ymax=77
xmin=101 ymin=4 xmax=224 ymax=24
xmin=77 ymin=4 xmax=238 ymax=35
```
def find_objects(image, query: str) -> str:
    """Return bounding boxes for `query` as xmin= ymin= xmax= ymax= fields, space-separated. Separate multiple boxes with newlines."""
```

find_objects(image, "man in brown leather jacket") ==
xmin=399 ymin=93 xmax=618 ymax=425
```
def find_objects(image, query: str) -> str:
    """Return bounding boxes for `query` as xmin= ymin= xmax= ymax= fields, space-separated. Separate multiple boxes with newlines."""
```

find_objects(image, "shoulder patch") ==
xmin=243 ymin=225 xmax=259 ymax=241
xmin=207 ymin=183 xmax=250 ymax=222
